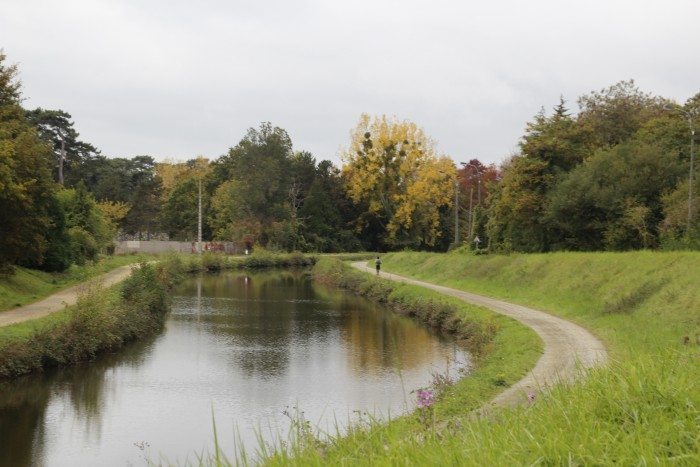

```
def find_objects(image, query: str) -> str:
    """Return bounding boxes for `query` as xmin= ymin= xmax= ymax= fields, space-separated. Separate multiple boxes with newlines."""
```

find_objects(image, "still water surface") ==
xmin=0 ymin=270 xmax=468 ymax=466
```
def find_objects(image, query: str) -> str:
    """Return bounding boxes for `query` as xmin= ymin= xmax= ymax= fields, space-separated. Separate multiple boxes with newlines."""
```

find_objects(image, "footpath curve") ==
xmin=0 ymin=265 xmax=135 ymax=328
xmin=351 ymin=262 xmax=607 ymax=411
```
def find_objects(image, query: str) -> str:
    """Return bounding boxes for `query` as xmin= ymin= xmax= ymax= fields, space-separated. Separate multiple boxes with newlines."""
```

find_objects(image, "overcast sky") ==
xmin=1 ymin=0 xmax=698 ymax=166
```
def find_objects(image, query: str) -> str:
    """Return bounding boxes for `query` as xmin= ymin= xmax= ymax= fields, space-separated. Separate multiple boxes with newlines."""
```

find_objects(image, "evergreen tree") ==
xmin=24 ymin=108 xmax=99 ymax=185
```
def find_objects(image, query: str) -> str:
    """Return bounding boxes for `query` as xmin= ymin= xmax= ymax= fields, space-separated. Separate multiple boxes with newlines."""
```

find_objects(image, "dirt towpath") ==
xmin=0 ymin=265 xmax=135 ymax=328
xmin=351 ymin=262 xmax=607 ymax=411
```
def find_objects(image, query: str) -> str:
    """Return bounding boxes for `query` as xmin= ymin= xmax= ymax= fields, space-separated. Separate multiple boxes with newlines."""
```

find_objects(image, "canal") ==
xmin=0 ymin=269 xmax=468 ymax=466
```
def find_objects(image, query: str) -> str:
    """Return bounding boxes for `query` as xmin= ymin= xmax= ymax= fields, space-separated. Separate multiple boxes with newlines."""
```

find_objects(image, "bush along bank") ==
xmin=161 ymin=251 xmax=318 ymax=275
xmin=314 ymin=258 xmax=499 ymax=357
xmin=0 ymin=262 xmax=173 ymax=379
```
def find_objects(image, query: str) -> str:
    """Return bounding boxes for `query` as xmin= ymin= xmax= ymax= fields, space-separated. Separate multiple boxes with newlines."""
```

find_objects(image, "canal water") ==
xmin=0 ymin=269 xmax=468 ymax=466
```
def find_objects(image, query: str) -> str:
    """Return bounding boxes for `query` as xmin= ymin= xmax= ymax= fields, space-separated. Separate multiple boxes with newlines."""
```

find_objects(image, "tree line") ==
xmin=484 ymin=81 xmax=699 ymax=252
xmin=1 ymin=50 xmax=698 ymax=273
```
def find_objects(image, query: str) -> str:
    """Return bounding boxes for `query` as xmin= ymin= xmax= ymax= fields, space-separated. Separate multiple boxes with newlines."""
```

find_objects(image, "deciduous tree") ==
xmin=342 ymin=114 xmax=454 ymax=249
xmin=546 ymin=142 xmax=684 ymax=250
xmin=487 ymin=156 xmax=553 ymax=252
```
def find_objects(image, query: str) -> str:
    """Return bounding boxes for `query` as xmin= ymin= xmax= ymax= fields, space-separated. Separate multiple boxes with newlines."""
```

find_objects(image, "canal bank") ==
xmin=0 ymin=252 xmax=323 ymax=380
xmin=350 ymin=261 xmax=607 ymax=410
xmin=0 ymin=262 xmax=172 ymax=379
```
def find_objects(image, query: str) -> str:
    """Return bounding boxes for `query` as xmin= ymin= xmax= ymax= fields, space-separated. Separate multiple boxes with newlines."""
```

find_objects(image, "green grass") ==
xmin=318 ymin=252 xmax=377 ymax=261
xmin=0 ymin=298 xmax=79 ymax=341
xmin=0 ymin=254 xmax=146 ymax=312
xmin=246 ymin=251 xmax=699 ymax=465
xmin=381 ymin=250 xmax=699 ymax=358
xmin=283 ymin=352 xmax=695 ymax=465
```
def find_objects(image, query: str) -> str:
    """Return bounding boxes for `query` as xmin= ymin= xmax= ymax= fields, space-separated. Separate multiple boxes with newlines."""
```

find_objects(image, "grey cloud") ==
xmin=1 ymin=0 xmax=698 ymax=166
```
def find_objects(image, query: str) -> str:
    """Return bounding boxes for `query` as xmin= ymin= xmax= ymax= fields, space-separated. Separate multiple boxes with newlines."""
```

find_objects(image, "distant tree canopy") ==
xmin=158 ymin=157 xmax=211 ymax=241
xmin=55 ymin=182 xmax=113 ymax=264
xmin=546 ymin=142 xmax=683 ymax=250
xmin=210 ymin=123 xmax=296 ymax=235
xmin=457 ymin=158 xmax=500 ymax=247
xmin=0 ymin=51 xmax=116 ymax=271
xmin=206 ymin=123 xmax=358 ymax=251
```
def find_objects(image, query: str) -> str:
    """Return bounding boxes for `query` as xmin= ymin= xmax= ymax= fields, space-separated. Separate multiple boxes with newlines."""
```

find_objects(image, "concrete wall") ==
xmin=115 ymin=240 xmax=242 ymax=255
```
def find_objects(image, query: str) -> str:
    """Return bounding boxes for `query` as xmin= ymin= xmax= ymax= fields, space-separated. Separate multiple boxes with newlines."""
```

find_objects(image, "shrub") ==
xmin=68 ymin=226 xmax=99 ymax=264
xmin=0 ymin=262 xmax=172 ymax=379
xmin=201 ymin=252 xmax=223 ymax=271
xmin=167 ymin=250 xmax=319 ymax=273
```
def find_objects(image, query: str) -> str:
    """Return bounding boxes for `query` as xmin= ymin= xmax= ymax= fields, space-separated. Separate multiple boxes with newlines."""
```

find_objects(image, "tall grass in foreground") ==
xmin=259 ymin=353 xmax=697 ymax=466
xmin=192 ymin=352 xmax=699 ymax=466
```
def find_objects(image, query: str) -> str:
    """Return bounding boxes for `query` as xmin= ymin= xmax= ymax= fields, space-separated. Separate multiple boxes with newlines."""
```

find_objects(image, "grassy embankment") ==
xmin=255 ymin=251 xmax=698 ymax=465
xmin=383 ymin=251 xmax=698 ymax=359
xmin=0 ymin=254 xmax=146 ymax=312
xmin=0 ymin=261 xmax=173 ymax=379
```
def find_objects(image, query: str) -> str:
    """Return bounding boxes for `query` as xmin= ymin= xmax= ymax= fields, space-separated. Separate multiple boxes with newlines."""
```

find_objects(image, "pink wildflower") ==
xmin=416 ymin=389 xmax=435 ymax=408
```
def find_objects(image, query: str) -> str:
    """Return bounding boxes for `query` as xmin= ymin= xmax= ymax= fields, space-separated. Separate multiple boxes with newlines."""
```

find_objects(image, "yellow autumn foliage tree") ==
xmin=156 ymin=156 xmax=210 ymax=199
xmin=342 ymin=114 xmax=455 ymax=247
xmin=156 ymin=159 xmax=191 ymax=199
xmin=97 ymin=200 xmax=131 ymax=238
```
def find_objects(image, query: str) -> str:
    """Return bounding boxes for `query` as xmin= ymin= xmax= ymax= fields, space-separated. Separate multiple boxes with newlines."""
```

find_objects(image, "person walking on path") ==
xmin=375 ymin=256 xmax=382 ymax=275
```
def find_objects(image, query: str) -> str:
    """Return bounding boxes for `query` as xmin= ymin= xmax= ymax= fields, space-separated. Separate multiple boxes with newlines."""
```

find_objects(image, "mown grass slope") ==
xmin=382 ymin=251 xmax=699 ymax=358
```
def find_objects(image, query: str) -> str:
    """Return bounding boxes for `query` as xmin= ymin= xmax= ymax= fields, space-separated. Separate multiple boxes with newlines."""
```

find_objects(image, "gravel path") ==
xmin=351 ymin=262 xmax=607 ymax=411
xmin=0 ymin=265 xmax=135 ymax=328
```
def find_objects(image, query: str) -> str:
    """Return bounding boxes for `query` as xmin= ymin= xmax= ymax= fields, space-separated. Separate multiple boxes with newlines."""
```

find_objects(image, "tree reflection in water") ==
xmin=0 ymin=335 xmax=158 ymax=467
